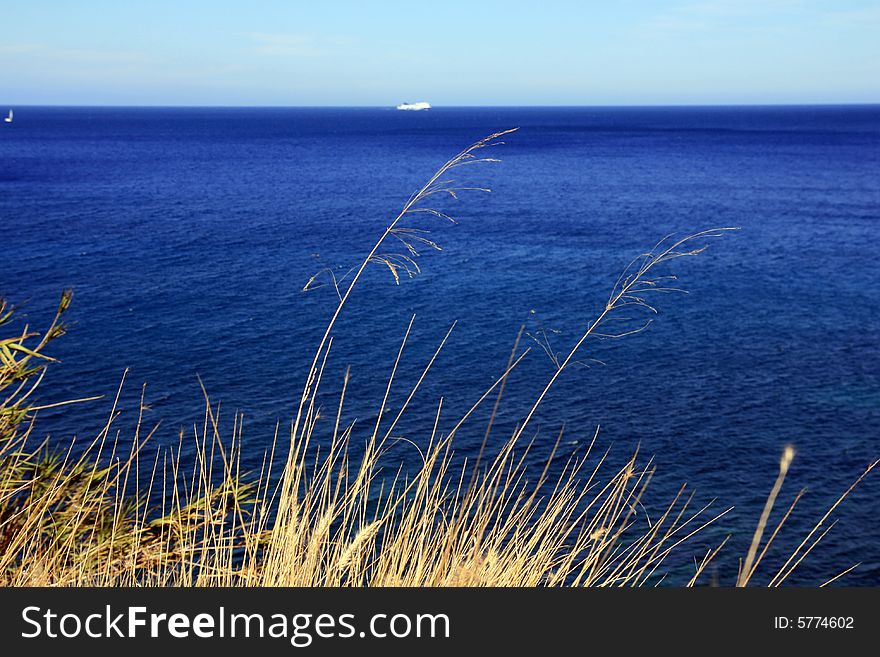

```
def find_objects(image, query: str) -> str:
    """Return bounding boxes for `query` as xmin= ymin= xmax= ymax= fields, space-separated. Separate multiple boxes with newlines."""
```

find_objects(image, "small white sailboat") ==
xmin=3 ymin=110 xmax=11 ymax=123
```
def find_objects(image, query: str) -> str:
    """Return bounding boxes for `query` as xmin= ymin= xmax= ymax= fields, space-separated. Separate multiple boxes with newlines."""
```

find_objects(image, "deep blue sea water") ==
xmin=1 ymin=106 xmax=878 ymax=585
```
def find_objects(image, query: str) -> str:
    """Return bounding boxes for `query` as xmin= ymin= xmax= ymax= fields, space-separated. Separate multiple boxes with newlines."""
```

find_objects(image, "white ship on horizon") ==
xmin=396 ymin=101 xmax=431 ymax=111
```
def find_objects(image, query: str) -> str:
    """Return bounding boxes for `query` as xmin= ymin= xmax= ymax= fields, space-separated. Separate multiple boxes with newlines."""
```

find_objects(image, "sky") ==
xmin=1 ymin=0 xmax=879 ymax=106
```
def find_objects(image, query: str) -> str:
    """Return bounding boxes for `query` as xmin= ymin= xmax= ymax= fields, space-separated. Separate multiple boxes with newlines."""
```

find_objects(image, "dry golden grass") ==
xmin=1 ymin=131 xmax=875 ymax=587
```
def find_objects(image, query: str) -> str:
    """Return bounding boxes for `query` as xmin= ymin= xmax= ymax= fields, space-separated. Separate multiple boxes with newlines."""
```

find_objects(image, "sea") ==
xmin=1 ymin=105 xmax=878 ymax=585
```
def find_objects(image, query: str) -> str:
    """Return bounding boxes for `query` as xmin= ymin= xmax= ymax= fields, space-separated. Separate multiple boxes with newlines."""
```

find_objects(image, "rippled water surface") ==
xmin=2 ymin=106 xmax=878 ymax=584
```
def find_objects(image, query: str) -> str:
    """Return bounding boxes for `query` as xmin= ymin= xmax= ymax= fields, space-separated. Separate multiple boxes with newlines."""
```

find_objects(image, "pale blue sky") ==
xmin=2 ymin=0 xmax=878 ymax=105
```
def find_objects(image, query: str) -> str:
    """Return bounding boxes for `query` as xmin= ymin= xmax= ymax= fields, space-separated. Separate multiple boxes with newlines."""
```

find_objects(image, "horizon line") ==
xmin=3 ymin=101 xmax=880 ymax=109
